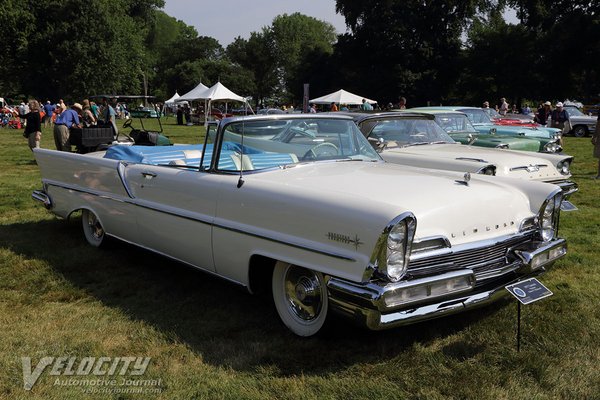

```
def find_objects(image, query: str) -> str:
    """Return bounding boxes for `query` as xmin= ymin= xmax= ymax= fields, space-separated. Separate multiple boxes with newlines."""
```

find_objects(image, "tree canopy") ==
xmin=1 ymin=1 xmax=598 ymax=107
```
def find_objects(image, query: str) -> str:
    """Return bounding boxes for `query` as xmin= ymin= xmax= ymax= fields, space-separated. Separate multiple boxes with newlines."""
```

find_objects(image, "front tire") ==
xmin=572 ymin=125 xmax=588 ymax=137
xmin=272 ymin=262 xmax=329 ymax=336
xmin=82 ymin=209 xmax=106 ymax=247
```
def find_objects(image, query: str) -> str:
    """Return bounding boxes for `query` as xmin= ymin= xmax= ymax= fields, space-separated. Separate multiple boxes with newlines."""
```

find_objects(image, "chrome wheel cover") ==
xmin=283 ymin=266 xmax=324 ymax=322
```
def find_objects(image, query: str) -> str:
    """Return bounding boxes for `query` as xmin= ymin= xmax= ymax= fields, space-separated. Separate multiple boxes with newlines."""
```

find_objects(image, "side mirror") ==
xmin=368 ymin=136 xmax=387 ymax=152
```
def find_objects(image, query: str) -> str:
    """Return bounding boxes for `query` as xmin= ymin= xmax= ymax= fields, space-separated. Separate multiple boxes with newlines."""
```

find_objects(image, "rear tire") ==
xmin=272 ymin=262 xmax=328 ymax=336
xmin=82 ymin=209 xmax=106 ymax=247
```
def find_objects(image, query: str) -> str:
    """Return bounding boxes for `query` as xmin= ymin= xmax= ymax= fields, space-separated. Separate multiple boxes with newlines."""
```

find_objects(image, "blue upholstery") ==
xmin=246 ymin=153 xmax=297 ymax=169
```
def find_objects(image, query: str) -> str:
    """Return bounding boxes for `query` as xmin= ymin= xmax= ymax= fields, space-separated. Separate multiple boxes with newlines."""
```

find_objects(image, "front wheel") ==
xmin=82 ymin=209 xmax=106 ymax=247
xmin=272 ymin=262 xmax=329 ymax=336
xmin=572 ymin=125 xmax=588 ymax=138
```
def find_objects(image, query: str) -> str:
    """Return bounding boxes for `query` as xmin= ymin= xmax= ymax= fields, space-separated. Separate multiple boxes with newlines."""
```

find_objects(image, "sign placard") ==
xmin=505 ymin=278 xmax=553 ymax=305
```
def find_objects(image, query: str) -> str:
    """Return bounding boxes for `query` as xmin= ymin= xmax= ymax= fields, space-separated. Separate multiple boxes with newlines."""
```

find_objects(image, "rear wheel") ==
xmin=572 ymin=125 xmax=588 ymax=137
xmin=272 ymin=262 xmax=328 ymax=336
xmin=82 ymin=209 xmax=106 ymax=247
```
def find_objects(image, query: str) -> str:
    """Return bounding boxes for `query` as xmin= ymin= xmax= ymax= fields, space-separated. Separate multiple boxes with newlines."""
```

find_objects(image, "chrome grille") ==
xmin=408 ymin=232 xmax=535 ymax=280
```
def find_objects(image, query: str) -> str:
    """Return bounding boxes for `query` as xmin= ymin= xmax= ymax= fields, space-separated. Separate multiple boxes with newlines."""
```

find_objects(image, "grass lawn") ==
xmin=1 ymin=119 xmax=599 ymax=399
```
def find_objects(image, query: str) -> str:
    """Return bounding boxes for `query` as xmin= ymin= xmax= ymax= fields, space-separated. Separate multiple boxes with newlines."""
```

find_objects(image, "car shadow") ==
xmin=1 ymin=218 xmax=504 ymax=375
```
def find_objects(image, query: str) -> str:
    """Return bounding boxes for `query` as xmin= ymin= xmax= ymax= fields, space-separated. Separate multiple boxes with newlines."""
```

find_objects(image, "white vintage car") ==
xmin=350 ymin=111 xmax=578 ymax=210
xmin=32 ymin=115 xmax=567 ymax=336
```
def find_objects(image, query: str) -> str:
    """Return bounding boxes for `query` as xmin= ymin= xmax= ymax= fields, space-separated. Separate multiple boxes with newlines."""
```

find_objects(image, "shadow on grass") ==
xmin=1 ymin=218 xmax=502 ymax=375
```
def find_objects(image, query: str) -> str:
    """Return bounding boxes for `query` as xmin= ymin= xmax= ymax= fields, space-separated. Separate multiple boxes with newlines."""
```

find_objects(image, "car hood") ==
xmin=244 ymin=161 xmax=551 ymax=247
xmin=379 ymin=143 xmax=566 ymax=181
xmin=474 ymin=123 xmax=555 ymax=139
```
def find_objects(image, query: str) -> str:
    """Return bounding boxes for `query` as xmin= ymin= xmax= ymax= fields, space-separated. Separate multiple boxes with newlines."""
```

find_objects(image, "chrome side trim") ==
xmin=43 ymin=181 xmax=356 ymax=262
xmin=509 ymin=164 xmax=549 ymax=172
xmin=455 ymin=157 xmax=487 ymax=163
xmin=117 ymin=161 xmax=135 ymax=199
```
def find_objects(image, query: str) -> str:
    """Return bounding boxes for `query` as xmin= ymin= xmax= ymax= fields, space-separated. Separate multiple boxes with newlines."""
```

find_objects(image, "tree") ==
xmin=269 ymin=13 xmax=337 ymax=102
xmin=334 ymin=0 xmax=498 ymax=105
xmin=227 ymin=33 xmax=277 ymax=107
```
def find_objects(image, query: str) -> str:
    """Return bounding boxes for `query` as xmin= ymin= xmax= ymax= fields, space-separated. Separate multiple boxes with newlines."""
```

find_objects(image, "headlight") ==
xmin=477 ymin=165 xmax=496 ymax=175
xmin=539 ymin=192 xmax=562 ymax=242
xmin=370 ymin=213 xmax=417 ymax=282
xmin=543 ymin=141 xmax=562 ymax=153
xmin=556 ymin=160 xmax=571 ymax=175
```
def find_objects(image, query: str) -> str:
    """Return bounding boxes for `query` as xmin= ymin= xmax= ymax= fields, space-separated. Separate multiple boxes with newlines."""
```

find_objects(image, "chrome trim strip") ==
xmin=117 ymin=161 xmax=135 ymax=199
xmin=509 ymin=164 xmax=549 ymax=172
xmin=105 ymin=232 xmax=247 ymax=287
xmin=455 ymin=157 xmax=487 ymax=163
xmin=43 ymin=181 xmax=356 ymax=262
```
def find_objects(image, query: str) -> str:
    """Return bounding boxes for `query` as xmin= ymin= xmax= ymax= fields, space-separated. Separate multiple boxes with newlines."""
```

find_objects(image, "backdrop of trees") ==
xmin=0 ymin=0 xmax=597 ymax=107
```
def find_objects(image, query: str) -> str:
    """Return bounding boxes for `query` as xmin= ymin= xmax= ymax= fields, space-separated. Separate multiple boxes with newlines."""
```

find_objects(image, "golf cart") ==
xmin=71 ymin=95 xmax=171 ymax=153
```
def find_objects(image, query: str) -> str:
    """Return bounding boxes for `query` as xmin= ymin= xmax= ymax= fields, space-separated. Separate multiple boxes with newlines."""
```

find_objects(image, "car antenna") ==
xmin=237 ymin=120 xmax=245 ymax=188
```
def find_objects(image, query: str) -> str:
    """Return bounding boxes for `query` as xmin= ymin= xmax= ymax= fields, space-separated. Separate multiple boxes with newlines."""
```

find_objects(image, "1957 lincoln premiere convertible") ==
xmin=32 ymin=115 xmax=567 ymax=336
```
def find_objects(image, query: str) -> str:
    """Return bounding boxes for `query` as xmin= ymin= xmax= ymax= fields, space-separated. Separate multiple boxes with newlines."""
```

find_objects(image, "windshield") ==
xmin=362 ymin=117 xmax=455 ymax=146
xmin=211 ymin=117 xmax=381 ymax=171
xmin=435 ymin=114 xmax=478 ymax=133
xmin=564 ymin=106 xmax=584 ymax=116
xmin=482 ymin=108 xmax=500 ymax=119
xmin=460 ymin=108 xmax=492 ymax=124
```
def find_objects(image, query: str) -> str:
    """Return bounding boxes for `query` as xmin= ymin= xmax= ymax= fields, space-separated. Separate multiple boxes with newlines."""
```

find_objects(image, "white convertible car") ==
xmin=350 ymin=112 xmax=578 ymax=210
xmin=33 ymin=115 xmax=567 ymax=336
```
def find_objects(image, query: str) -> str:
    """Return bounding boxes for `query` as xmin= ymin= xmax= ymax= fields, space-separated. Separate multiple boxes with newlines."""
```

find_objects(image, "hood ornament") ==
xmin=455 ymin=172 xmax=471 ymax=186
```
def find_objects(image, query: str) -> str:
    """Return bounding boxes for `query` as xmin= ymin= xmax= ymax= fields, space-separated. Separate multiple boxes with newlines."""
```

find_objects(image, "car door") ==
xmin=122 ymin=163 xmax=225 ymax=272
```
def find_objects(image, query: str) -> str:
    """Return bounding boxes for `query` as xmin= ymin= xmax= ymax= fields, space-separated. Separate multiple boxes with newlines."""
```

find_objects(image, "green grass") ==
xmin=1 ymin=120 xmax=599 ymax=399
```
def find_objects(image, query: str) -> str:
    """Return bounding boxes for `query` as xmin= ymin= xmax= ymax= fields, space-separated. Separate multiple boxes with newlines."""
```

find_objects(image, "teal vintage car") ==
xmin=412 ymin=106 xmax=562 ymax=153
xmin=414 ymin=110 xmax=542 ymax=152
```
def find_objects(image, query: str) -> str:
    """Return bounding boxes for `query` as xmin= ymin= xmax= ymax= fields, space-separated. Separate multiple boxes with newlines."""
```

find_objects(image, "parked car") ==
xmin=417 ymin=109 xmax=543 ymax=152
xmin=559 ymin=105 xmax=597 ymax=137
xmin=414 ymin=107 xmax=562 ymax=153
xmin=32 ymin=114 xmax=568 ymax=336
xmin=349 ymin=111 xmax=577 ymax=210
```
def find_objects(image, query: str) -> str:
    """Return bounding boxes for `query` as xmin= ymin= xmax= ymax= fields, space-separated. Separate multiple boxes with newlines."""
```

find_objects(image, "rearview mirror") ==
xmin=368 ymin=136 xmax=387 ymax=152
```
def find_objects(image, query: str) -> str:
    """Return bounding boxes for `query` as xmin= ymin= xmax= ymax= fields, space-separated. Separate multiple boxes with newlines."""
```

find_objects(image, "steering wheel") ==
xmin=123 ymin=119 xmax=132 ymax=129
xmin=303 ymin=142 xmax=339 ymax=160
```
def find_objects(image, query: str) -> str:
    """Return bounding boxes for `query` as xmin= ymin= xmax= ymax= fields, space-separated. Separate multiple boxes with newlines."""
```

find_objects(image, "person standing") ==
xmin=499 ymin=98 xmax=509 ymax=115
xmin=592 ymin=114 xmax=600 ymax=179
xmin=90 ymin=101 xmax=100 ymax=119
xmin=534 ymin=101 xmax=552 ymax=125
xmin=550 ymin=102 xmax=570 ymax=146
xmin=309 ymin=103 xmax=317 ymax=113
xmin=482 ymin=101 xmax=490 ymax=109
xmin=43 ymin=101 xmax=55 ymax=127
xmin=361 ymin=98 xmax=373 ymax=111
xmin=53 ymin=103 xmax=81 ymax=151
xmin=176 ymin=105 xmax=183 ymax=125
xmin=23 ymin=100 xmax=42 ymax=151
xmin=330 ymin=102 xmax=338 ymax=112
xmin=101 ymin=98 xmax=118 ymax=137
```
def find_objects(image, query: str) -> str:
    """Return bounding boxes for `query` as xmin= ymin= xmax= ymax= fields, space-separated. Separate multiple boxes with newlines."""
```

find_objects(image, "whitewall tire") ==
xmin=82 ymin=209 xmax=106 ymax=247
xmin=272 ymin=262 xmax=329 ymax=336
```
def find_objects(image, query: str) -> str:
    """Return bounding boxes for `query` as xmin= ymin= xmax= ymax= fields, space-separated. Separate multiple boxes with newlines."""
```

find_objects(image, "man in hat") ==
xmin=535 ymin=101 xmax=552 ymax=125
xmin=53 ymin=103 xmax=81 ymax=151
xmin=549 ymin=102 xmax=570 ymax=145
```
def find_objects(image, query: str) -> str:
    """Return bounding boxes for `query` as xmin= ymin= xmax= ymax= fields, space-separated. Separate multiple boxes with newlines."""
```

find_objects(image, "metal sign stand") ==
xmin=505 ymin=278 xmax=553 ymax=352
xmin=516 ymin=301 xmax=521 ymax=352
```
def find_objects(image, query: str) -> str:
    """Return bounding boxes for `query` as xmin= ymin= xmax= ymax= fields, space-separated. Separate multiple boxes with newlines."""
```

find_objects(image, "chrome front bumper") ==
xmin=327 ymin=238 xmax=566 ymax=330
xmin=553 ymin=181 xmax=578 ymax=211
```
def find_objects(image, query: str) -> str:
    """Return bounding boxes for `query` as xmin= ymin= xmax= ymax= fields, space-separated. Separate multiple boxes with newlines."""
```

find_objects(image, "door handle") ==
xmin=141 ymin=171 xmax=157 ymax=179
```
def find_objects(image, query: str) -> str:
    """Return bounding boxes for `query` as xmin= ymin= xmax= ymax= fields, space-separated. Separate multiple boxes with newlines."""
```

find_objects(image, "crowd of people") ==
xmin=15 ymin=97 xmax=121 ymax=154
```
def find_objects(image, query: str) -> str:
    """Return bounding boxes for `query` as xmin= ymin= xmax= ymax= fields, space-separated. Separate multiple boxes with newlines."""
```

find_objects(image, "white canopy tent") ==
xmin=162 ymin=91 xmax=187 ymax=116
xmin=310 ymin=89 xmax=377 ymax=106
xmin=177 ymin=81 xmax=253 ymax=125
xmin=177 ymin=82 xmax=209 ymax=102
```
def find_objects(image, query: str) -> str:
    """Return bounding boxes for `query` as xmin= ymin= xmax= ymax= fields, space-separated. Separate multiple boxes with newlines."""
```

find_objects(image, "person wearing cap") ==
xmin=535 ymin=101 xmax=552 ymax=125
xmin=550 ymin=102 xmax=570 ymax=131
xmin=53 ymin=103 xmax=81 ymax=151
xmin=482 ymin=101 xmax=490 ymax=109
